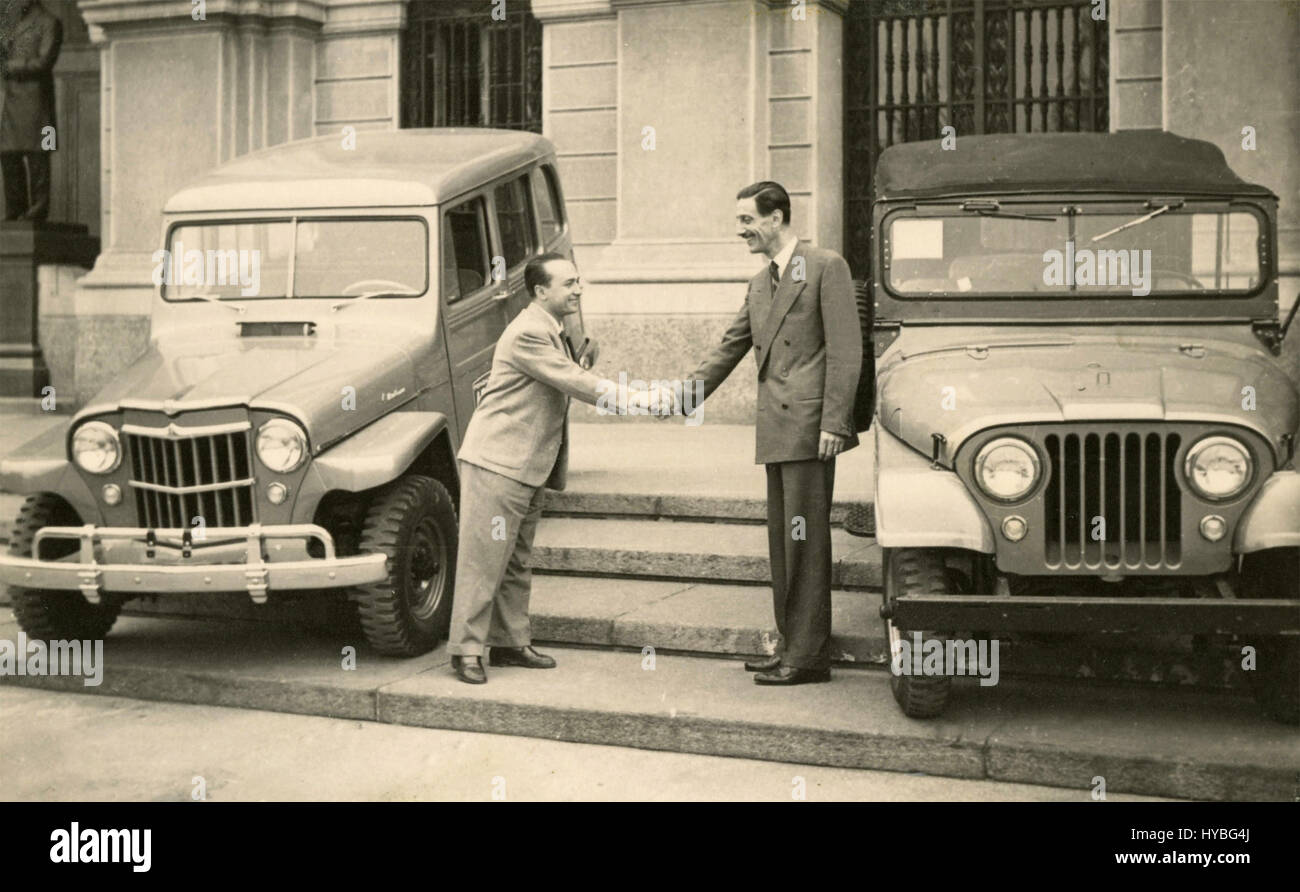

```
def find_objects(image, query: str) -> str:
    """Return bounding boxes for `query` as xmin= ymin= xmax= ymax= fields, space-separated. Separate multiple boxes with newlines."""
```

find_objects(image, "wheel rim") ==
xmin=405 ymin=516 xmax=446 ymax=621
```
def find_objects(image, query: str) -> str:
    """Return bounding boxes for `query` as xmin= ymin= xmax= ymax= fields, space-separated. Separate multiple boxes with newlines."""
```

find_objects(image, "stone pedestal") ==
xmin=0 ymin=222 xmax=98 ymax=397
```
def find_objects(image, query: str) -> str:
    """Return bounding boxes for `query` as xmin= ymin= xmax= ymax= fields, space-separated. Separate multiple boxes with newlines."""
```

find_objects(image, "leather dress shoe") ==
xmin=452 ymin=655 xmax=487 ymax=684
xmin=754 ymin=666 xmax=831 ymax=685
xmin=489 ymin=646 xmax=557 ymax=669
xmin=743 ymin=654 xmax=782 ymax=672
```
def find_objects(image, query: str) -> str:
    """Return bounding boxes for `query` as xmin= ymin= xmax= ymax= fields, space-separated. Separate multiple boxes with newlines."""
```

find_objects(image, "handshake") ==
xmin=625 ymin=382 xmax=679 ymax=416
xmin=595 ymin=374 xmax=703 ymax=423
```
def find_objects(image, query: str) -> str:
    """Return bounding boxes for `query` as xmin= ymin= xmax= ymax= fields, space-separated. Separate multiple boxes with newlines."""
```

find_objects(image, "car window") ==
xmin=293 ymin=219 xmax=426 ymax=298
xmin=443 ymin=197 xmax=492 ymax=302
xmin=532 ymin=166 xmax=563 ymax=244
xmin=886 ymin=207 xmax=1263 ymax=297
xmin=161 ymin=221 xmax=292 ymax=300
xmin=493 ymin=175 xmax=537 ymax=269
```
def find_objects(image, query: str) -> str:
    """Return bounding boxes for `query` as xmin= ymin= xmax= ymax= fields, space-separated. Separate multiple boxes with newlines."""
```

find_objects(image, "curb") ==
xmin=0 ymin=620 xmax=1292 ymax=801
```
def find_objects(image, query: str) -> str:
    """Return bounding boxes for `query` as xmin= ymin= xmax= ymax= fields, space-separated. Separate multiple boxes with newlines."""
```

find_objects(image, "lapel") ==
xmin=755 ymin=240 xmax=808 ymax=369
xmin=527 ymin=303 xmax=573 ymax=410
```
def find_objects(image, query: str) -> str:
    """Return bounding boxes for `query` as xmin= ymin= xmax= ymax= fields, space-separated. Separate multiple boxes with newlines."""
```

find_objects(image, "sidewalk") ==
xmin=1 ymin=613 xmax=1293 ymax=801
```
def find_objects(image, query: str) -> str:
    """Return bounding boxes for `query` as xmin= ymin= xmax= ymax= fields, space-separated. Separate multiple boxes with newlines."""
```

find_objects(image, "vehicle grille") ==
xmin=124 ymin=423 xmax=256 ymax=529
xmin=1044 ymin=430 xmax=1181 ymax=570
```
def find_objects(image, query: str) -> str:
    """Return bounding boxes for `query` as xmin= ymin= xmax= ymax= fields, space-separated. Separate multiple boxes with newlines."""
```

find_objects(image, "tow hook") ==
xmin=181 ymin=528 xmax=193 ymax=559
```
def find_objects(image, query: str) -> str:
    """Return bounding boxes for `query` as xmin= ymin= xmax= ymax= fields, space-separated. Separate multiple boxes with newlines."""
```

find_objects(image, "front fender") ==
xmin=1235 ymin=470 xmax=1300 ymax=552
xmin=293 ymin=411 xmax=451 ymax=521
xmin=873 ymin=424 xmax=994 ymax=552
xmin=0 ymin=421 xmax=100 ymax=524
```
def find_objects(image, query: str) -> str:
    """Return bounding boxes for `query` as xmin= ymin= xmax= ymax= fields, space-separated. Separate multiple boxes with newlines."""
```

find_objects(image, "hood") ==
xmin=75 ymin=332 xmax=420 ymax=451
xmin=877 ymin=329 xmax=1299 ymax=466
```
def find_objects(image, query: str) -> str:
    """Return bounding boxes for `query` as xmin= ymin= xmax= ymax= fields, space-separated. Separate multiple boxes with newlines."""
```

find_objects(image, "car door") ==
xmin=440 ymin=193 xmax=509 ymax=438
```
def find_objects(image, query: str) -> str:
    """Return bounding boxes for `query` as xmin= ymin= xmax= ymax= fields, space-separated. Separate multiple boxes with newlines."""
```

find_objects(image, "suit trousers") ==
xmin=448 ymin=460 xmax=546 ymax=657
xmin=765 ymin=457 xmax=836 ymax=670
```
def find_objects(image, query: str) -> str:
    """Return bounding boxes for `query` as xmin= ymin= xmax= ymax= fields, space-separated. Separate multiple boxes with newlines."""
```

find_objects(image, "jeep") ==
xmin=871 ymin=131 xmax=1300 ymax=722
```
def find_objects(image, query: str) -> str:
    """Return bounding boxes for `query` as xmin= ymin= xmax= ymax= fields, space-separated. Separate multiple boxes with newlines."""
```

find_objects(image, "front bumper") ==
xmin=891 ymin=594 xmax=1300 ymax=635
xmin=0 ymin=523 xmax=387 ymax=604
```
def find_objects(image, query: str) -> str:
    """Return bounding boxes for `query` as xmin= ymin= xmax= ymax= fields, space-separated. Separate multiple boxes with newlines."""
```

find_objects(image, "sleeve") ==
xmin=818 ymin=253 xmax=863 ymax=437
xmin=508 ymin=328 xmax=609 ymax=407
xmin=685 ymin=292 xmax=754 ymax=408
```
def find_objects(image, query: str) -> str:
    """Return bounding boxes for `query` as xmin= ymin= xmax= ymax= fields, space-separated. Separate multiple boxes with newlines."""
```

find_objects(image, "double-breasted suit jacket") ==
xmin=689 ymin=241 xmax=862 ymax=463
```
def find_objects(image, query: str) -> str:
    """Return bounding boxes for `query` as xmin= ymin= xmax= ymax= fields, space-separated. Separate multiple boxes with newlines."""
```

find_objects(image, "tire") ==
xmin=1240 ymin=548 xmax=1300 ymax=725
xmin=7 ymin=494 xmax=121 ymax=640
xmin=884 ymin=548 xmax=955 ymax=718
xmin=351 ymin=475 xmax=457 ymax=657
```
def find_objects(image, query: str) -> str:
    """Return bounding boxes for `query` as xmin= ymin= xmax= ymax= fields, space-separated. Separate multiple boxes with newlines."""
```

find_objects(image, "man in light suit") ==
xmin=684 ymin=181 xmax=861 ymax=685
xmin=449 ymin=252 xmax=669 ymax=684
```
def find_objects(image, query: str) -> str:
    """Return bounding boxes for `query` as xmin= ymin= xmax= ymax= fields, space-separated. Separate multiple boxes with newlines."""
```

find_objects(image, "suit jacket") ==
xmin=0 ymin=2 xmax=62 ymax=153
xmin=689 ymin=240 xmax=862 ymax=464
xmin=458 ymin=301 xmax=606 ymax=490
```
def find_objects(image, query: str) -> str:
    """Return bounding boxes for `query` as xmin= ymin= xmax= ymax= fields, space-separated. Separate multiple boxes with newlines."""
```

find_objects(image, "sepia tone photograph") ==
xmin=0 ymin=0 xmax=1296 ymax=828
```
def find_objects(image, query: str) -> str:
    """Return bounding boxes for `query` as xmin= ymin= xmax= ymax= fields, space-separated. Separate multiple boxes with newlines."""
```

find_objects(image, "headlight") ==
xmin=72 ymin=421 xmax=121 ymax=474
xmin=255 ymin=419 xmax=308 ymax=473
xmin=974 ymin=437 xmax=1040 ymax=502
xmin=1184 ymin=435 xmax=1252 ymax=500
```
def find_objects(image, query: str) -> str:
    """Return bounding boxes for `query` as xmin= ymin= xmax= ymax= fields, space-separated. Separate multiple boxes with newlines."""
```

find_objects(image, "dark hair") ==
xmin=736 ymin=181 xmax=792 ymax=226
xmin=524 ymin=251 xmax=570 ymax=298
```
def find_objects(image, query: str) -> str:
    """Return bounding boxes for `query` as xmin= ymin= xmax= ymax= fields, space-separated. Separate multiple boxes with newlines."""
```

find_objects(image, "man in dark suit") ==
xmin=1 ymin=0 xmax=62 ymax=221
xmin=684 ymin=181 xmax=861 ymax=685
xmin=449 ymin=252 xmax=670 ymax=684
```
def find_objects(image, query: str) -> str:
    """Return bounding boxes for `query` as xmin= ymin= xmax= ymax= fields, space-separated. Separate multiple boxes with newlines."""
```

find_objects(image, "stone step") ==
xmin=531 ymin=517 xmax=881 ymax=588
xmin=0 ymin=574 xmax=1250 ymax=691
xmin=2 ymin=614 xmax=1292 ymax=801
xmin=543 ymin=489 xmax=869 ymax=525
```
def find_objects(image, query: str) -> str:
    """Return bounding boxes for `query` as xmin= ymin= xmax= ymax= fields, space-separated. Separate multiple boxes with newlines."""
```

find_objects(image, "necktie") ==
xmin=769 ymin=261 xmax=780 ymax=288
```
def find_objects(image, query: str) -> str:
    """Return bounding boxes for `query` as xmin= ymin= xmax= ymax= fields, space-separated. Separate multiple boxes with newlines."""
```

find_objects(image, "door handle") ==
xmin=491 ymin=290 xmax=510 ymax=302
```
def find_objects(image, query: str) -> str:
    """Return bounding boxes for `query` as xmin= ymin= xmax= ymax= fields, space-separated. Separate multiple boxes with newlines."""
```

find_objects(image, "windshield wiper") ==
xmin=1090 ymin=204 xmax=1172 ymax=243
xmin=331 ymin=290 xmax=419 ymax=312
xmin=182 ymin=292 xmax=247 ymax=313
xmin=959 ymin=199 xmax=1057 ymax=222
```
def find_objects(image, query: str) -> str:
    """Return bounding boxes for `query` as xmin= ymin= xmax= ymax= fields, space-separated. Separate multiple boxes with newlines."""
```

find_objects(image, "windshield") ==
xmin=161 ymin=218 xmax=427 ymax=301
xmin=885 ymin=206 xmax=1262 ymax=297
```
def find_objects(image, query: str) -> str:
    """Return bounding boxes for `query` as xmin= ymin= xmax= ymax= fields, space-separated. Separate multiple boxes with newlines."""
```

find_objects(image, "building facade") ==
xmin=19 ymin=0 xmax=1300 ymax=415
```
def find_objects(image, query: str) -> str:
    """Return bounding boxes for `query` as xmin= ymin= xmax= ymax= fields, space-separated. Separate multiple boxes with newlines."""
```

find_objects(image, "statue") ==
xmin=1 ymin=0 xmax=62 ymax=222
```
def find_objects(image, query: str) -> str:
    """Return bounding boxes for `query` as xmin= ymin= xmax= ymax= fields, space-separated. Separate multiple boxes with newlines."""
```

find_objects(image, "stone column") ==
xmin=532 ymin=0 xmax=846 ymax=423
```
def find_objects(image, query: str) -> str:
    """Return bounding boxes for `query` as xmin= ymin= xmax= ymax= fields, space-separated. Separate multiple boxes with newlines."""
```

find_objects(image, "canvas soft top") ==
xmin=874 ymin=131 xmax=1276 ymax=201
